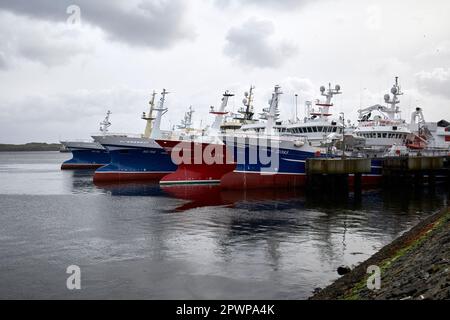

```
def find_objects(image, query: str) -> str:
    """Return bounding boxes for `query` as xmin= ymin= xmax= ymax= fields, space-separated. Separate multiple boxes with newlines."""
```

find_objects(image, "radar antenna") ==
xmin=311 ymin=83 xmax=342 ymax=119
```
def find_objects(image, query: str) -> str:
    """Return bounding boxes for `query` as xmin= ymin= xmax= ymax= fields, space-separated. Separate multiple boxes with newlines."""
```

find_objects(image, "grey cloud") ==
xmin=416 ymin=68 xmax=450 ymax=99
xmin=0 ymin=51 xmax=7 ymax=69
xmin=0 ymin=87 xmax=152 ymax=143
xmin=224 ymin=18 xmax=298 ymax=68
xmin=415 ymin=41 xmax=450 ymax=69
xmin=0 ymin=0 xmax=194 ymax=49
xmin=0 ymin=13 xmax=91 ymax=68
xmin=280 ymin=77 xmax=315 ymax=98
xmin=0 ymin=86 xmax=207 ymax=143
xmin=215 ymin=0 xmax=310 ymax=10
xmin=0 ymin=88 xmax=148 ymax=122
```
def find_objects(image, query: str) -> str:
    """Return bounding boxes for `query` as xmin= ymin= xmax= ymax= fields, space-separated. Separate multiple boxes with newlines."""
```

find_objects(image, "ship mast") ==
xmin=305 ymin=101 xmax=312 ymax=121
xmin=384 ymin=76 xmax=403 ymax=120
xmin=177 ymin=106 xmax=195 ymax=130
xmin=313 ymin=83 xmax=341 ymax=120
xmin=142 ymin=91 xmax=157 ymax=139
xmin=238 ymin=85 xmax=255 ymax=123
xmin=265 ymin=85 xmax=283 ymax=134
xmin=99 ymin=110 xmax=112 ymax=135
xmin=209 ymin=90 xmax=234 ymax=134
xmin=150 ymin=89 xmax=169 ymax=139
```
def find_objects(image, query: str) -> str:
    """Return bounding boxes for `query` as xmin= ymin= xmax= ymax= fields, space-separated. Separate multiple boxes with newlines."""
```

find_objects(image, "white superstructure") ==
xmin=426 ymin=120 xmax=450 ymax=150
xmin=286 ymin=83 xmax=344 ymax=147
xmin=353 ymin=77 xmax=411 ymax=153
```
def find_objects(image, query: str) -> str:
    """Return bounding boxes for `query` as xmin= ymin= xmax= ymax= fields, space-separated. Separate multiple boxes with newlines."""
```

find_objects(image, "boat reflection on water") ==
xmin=93 ymin=177 xmax=450 ymax=214
xmin=68 ymin=169 xmax=102 ymax=194
xmin=160 ymin=185 xmax=230 ymax=211
xmin=160 ymin=182 xmax=381 ymax=213
xmin=93 ymin=178 xmax=310 ymax=212
xmin=93 ymin=180 xmax=165 ymax=197
xmin=160 ymin=184 xmax=309 ymax=212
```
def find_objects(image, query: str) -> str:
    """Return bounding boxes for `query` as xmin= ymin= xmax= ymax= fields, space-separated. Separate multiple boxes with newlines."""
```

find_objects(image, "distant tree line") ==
xmin=0 ymin=143 xmax=62 ymax=152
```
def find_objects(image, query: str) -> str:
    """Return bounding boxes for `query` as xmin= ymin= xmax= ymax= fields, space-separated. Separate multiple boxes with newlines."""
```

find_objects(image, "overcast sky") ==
xmin=0 ymin=0 xmax=449 ymax=143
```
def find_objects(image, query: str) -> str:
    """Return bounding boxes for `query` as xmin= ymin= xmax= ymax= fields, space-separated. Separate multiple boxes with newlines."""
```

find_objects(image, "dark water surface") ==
xmin=0 ymin=152 xmax=448 ymax=299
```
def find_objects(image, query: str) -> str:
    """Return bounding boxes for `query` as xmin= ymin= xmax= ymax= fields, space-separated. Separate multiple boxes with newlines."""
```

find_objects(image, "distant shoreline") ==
xmin=0 ymin=143 xmax=63 ymax=152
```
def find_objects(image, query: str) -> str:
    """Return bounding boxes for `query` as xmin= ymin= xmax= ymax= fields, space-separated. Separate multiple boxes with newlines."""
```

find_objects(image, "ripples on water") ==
xmin=0 ymin=152 xmax=448 ymax=299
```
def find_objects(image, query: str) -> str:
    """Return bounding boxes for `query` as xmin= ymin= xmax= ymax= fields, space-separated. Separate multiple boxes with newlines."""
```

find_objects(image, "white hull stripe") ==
xmin=281 ymin=158 xmax=306 ymax=163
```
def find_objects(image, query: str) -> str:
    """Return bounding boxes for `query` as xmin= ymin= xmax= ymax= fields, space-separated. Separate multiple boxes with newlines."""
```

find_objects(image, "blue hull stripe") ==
xmin=96 ymin=146 xmax=177 ymax=173
xmin=229 ymin=144 xmax=384 ymax=176
xmin=63 ymin=149 xmax=110 ymax=165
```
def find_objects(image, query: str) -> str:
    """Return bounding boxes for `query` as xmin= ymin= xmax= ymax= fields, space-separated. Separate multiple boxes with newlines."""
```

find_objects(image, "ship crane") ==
xmin=357 ymin=104 xmax=390 ymax=121
xmin=410 ymin=107 xmax=426 ymax=129
xmin=407 ymin=107 xmax=432 ymax=149
xmin=358 ymin=77 xmax=403 ymax=122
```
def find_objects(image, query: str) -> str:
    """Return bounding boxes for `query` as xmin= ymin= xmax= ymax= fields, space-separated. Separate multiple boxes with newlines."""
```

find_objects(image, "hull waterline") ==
xmin=61 ymin=146 xmax=110 ymax=170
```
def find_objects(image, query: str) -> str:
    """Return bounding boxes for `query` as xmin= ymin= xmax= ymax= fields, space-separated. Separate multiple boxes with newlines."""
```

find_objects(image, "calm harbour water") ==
xmin=0 ymin=151 xmax=448 ymax=299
